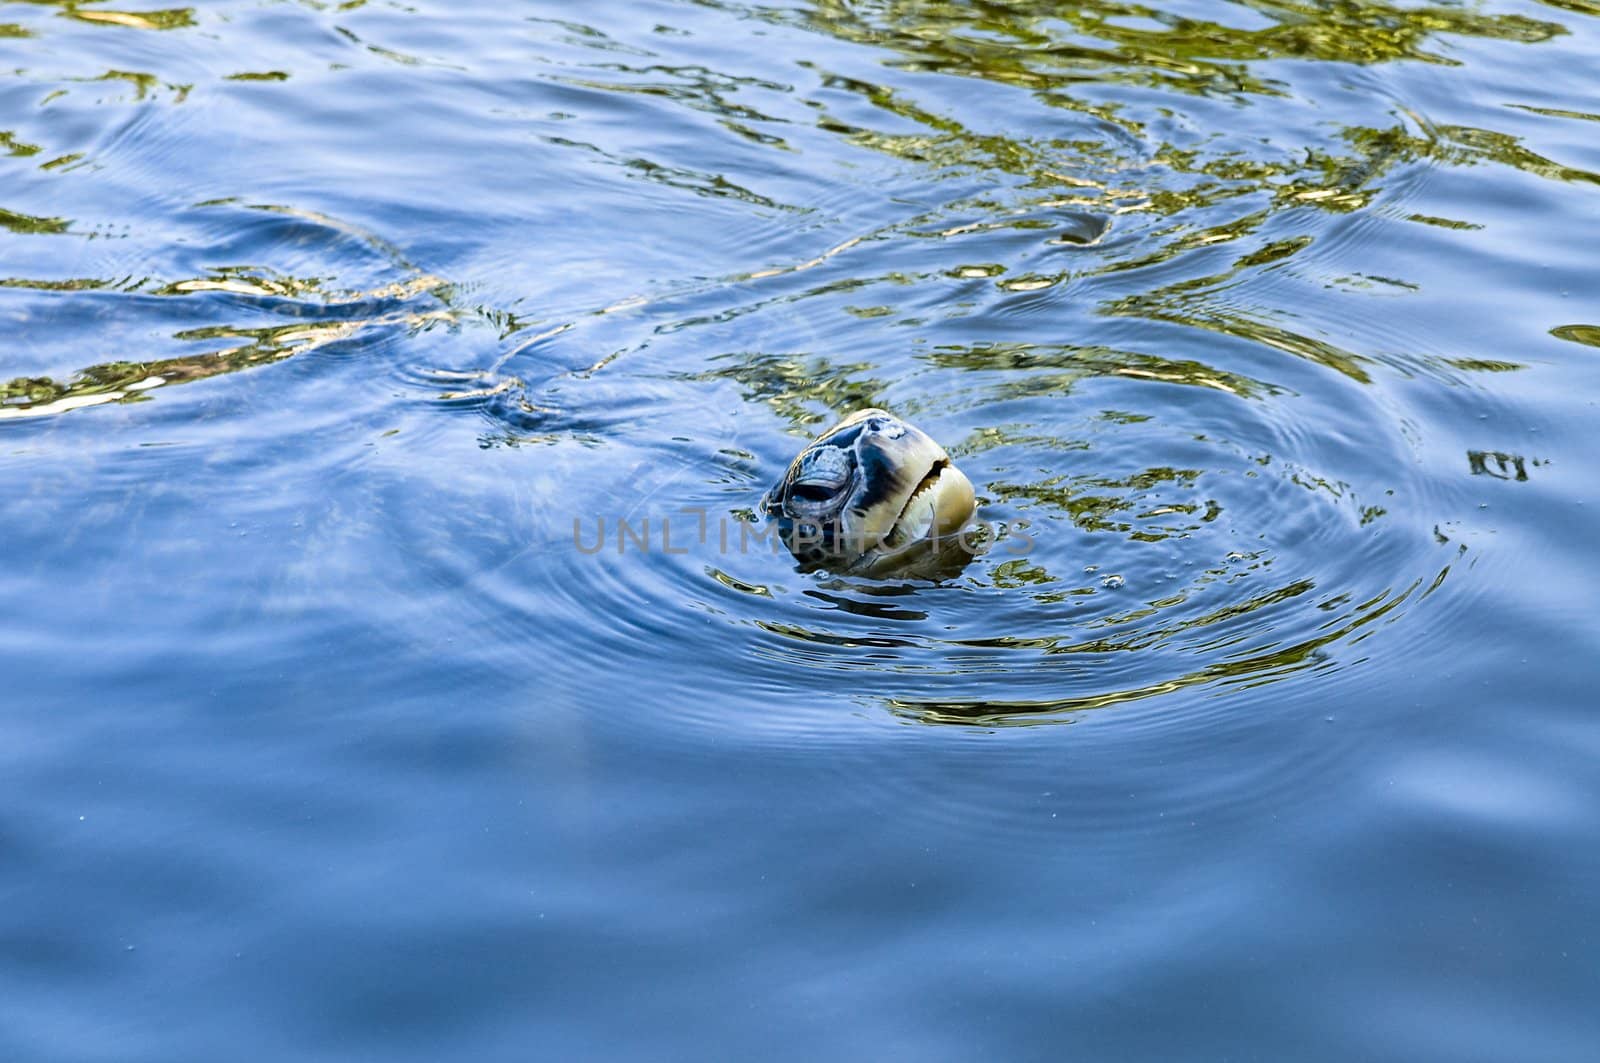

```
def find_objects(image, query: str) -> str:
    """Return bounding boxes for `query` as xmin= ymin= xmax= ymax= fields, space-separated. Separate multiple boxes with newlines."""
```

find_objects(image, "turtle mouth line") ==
xmin=880 ymin=458 xmax=950 ymax=549
xmin=897 ymin=459 xmax=948 ymax=522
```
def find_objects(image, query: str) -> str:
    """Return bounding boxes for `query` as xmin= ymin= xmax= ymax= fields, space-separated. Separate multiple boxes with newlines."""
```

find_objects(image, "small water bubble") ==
xmin=1100 ymin=574 xmax=1124 ymax=590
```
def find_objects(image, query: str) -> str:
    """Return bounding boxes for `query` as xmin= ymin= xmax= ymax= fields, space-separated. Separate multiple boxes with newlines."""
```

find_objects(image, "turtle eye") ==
xmin=791 ymin=480 xmax=839 ymax=503
xmin=786 ymin=446 xmax=852 ymax=506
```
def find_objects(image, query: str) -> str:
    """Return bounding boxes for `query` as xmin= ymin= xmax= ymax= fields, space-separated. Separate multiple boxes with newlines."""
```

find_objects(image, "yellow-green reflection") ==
xmin=63 ymin=7 xmax=195 ymax=31
xmin=0 ymin=132 xmax=41 ymax=157
xmin=694 ymin=352 xmax=888 ymax=428
xmin=765 ymin=0 xmax=1594 ymax=398
xmin=776 ymin=0 xmax=1582 ymax=224
xmin=0 ymin=272 xmax=449 ymax=420
xmin=990 ymin=465 xmax=1211 ymax=540
xmin=1551 ymin=323 xmax=1600 ymax=348
xmin=74 ymin=69 xmax=192 ymax=103
xmin=922 ymin=341 xmax=1272 ymax=397
xmin=0 ymin=206 xmax=69 ymax=234
xmin=798 ymin=0 xmax=1561 ymax=97
xmin=889 ymin=571 xmax=1436 ymax=726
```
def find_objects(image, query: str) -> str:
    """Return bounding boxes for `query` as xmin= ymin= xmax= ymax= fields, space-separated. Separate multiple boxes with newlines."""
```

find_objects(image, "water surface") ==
xmin=3 ymin=0 xmax=1599 ymax=1058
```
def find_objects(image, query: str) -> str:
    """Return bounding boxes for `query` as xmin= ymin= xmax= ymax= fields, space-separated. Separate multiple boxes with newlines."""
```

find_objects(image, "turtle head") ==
xmin=762 ymin=408 xmax=976 ymax=577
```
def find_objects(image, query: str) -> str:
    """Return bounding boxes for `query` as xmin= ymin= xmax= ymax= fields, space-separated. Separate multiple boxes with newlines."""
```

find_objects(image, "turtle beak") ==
xmin=878 ymin=460 xmax=974 ymax=552
xmin=842 ymin=413 xmax=974 ymax=563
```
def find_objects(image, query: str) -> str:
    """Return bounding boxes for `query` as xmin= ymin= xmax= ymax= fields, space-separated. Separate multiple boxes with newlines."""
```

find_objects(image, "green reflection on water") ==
xmin=1551 ymin=323 xmax=1600 ymax=348
xmin=697 ymin=351 xmax=888 ymax=428
xmin=62 ymin=6 xmax=196 ymax=32
xmin=990 ymin=464 xmax=1209 ymax=539
xmin=0 ymin=271 xmax=450 ymax=419
xmin=2 ymin=318 xmax=378 ymax=419
xmin=0 ymin=132 xmax=42 ymax=157
xmin=798 ymin=0 xmax=1562 ymax=95
xmin=0 ymin=205 xmax=68 ymax=234
xmin=923 ymin=341 xmax=1271 ymax=397
xmin=890 ymin=572 xmax=1435 ymax=726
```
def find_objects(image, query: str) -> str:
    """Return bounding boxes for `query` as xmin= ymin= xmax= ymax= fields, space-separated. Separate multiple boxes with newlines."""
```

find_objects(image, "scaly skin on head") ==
xmin=763 ymin=409 xmax=976 ymax=577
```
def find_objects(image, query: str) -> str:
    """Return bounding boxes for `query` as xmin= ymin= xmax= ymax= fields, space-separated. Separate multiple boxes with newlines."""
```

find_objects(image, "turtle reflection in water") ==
xmin=762 ymin=408 xmax=978 ymax=579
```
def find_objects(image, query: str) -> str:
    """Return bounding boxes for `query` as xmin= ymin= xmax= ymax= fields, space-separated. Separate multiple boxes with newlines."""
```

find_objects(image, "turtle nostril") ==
xmin=866 ymin=416 xmax=904 ymax=438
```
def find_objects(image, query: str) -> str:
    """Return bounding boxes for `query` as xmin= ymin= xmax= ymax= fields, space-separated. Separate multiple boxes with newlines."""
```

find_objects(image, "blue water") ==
xmin=3 ymin=0 xmax=1599 ymax=1058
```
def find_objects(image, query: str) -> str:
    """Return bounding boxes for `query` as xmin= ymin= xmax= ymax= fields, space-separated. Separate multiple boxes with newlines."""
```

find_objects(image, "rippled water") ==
xmin=4 ymin=0 xmax=1599 ymax=1057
